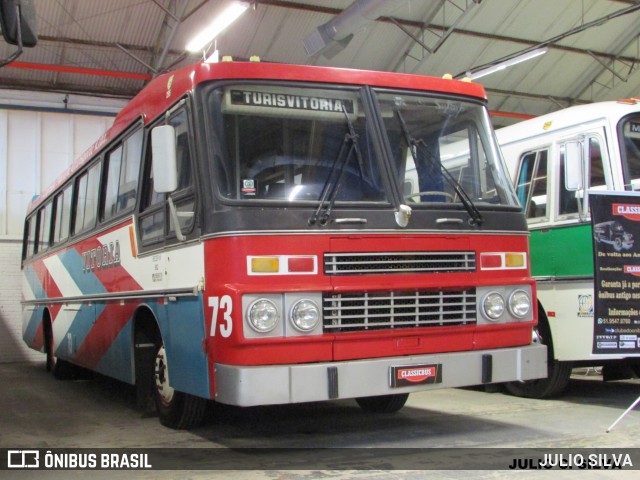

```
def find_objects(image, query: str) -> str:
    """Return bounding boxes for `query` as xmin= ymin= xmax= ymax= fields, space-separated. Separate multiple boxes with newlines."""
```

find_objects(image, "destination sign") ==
xmin=230 ymin=90 xmax=355 ymax=114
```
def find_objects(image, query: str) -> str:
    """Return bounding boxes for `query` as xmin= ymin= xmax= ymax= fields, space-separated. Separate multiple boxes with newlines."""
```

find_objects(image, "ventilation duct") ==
xmin=304 ymin=0 xmax=405 ymax=58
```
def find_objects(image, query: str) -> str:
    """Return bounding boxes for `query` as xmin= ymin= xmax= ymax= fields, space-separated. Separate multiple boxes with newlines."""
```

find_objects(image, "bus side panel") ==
xmin=537 ymin=280 xmax=598 ymax=361
xmin=22 ymin=305 xmax=45 ymax=351
xmin=77 ymin=300 xmax=138 ymax=384
xmin=162 ymin=294 xmax=210 ymax=400
xmin=22 ymin=263 xmax=46 ymax=351
xmin=530 ymin=224 xmax=594 ymax=278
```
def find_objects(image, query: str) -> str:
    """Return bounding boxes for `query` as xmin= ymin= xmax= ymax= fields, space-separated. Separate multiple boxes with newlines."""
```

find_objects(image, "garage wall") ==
xmin=0 ymin=90 xmax=125 ymax=363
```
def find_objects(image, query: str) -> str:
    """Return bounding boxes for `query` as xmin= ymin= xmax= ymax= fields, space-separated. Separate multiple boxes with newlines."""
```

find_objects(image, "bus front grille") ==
xmin=322 ymin=289 xmax=477 ymax=332
xmin=324 ymin=252 xmax=476 ymax=275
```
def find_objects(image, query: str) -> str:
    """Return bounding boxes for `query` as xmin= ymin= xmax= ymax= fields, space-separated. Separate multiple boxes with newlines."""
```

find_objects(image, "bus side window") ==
xmin=139 ymin=141 xmax=166 ymax=244
xmin=515 ymin=150 xmax=548 ymax=220
xmin=38 ymin=201 xmax=53 ymax=252
xmin=167 ymin=109 xmax=196 ymax=237
xmin=559 ymin=136 xmax=607 ymax=216
xmin=103 ymin=128 xmax=143 ymax=221
xmin=588 ymin=137 xmax=606 ymax=188
xmin=53 ymin=184 xmax=72 ymax=244
xmin=139 ymin=106 xmax=196 ymax=245
xmin=74 ymin=161 xmax=102 ymax=234
xmin=23 ymin=214 xmax=37 ymax=259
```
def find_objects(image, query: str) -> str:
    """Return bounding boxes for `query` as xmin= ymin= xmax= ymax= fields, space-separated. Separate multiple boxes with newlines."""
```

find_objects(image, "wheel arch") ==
xmin=535 ymin=299 xmax=557 ymax=360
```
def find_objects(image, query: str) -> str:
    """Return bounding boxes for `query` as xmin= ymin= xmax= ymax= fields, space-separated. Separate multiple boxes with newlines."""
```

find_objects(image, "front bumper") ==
xmin=214 ymin=343 xmax=547 ymax=406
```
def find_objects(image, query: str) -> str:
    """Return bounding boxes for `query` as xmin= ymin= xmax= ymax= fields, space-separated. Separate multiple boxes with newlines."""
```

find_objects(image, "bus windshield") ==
xmin=208 ymin=82 xmax=517 ymax=209
xmin=377 ymin=91 xmax=518 ymax=208
xmin=211 ymin=84 xmax=388 ymax=203
xmin=619 ymin=114 xmax=640 ymax=191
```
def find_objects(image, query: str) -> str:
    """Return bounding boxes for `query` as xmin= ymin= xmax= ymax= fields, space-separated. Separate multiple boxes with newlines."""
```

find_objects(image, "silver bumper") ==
xmin=214 ymin=343 xmax=547 ymax=406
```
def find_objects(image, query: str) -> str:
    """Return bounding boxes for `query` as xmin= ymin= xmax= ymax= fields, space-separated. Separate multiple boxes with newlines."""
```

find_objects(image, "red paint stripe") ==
xmin=74 ymin=302 xmax=138 ymax=369
xmin=8 ymin=61 xmax=152 ymax=81
xmin=31 ymin=323 xmax=44 ymax=351
xmin=490 ymin=110 xmax=535 ymax=120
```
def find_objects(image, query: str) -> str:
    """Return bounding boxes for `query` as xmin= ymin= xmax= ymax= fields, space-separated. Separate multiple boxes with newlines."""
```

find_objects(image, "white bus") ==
xmin=496 ymin=99 xmax=640 ymax=397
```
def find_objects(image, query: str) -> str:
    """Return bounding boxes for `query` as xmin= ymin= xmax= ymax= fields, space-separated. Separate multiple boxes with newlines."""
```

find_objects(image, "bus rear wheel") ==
xmin=356 ymin=393 xmax=409 ymax=413
xmin=153 ymin=342 xmax=207 ymax=429
xmin=43 ymin=316 xmax=79 ymax=379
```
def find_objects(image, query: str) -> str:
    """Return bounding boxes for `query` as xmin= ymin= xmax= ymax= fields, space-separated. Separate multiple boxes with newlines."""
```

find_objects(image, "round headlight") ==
xmin=508 ymin=289 xmax=531 ymax=318
xmin=291 ymin=299 xmax=320 ymax=332
xmin=247 ymin=298 xmax=279 ymax=333
xmin=482 ymin=292 xmax=505 ymax=321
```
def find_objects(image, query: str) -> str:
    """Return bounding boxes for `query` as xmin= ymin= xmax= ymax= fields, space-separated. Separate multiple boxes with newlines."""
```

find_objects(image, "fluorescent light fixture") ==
xmin=467 ymin=47 xmax=548 ymax=80
xmin=186 ymin=1 xmax=249 ymax=53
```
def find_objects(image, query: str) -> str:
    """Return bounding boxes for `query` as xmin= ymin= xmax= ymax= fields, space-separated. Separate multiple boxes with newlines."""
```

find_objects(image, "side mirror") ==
xmin=0 ymin=0 xmax=38 ymax=47
xmin=151 ymin=125 xmax=178 ymax=193
xmin=564 ymin=141 xmax=583 ymax=191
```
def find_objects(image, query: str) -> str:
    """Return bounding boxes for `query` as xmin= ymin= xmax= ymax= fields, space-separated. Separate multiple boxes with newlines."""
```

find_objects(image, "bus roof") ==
xmin=495 ymin=99 xmax=640 ymax=147
xmin=28 ymin=61 xmax=487 ymax=213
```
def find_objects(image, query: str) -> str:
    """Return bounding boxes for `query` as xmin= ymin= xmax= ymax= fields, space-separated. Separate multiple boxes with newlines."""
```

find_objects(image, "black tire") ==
xmin=505 ymin=359 xmax=572 ymax=398
xmin=44 ymin=318 xmax=55 ymax=373
xmin=505 ymin=309 xmax=571 ymax=398
xmin=356 ymin=393 xmax=409 ymax=413
xmin=153 ymin=342 xmax=207 ymax=429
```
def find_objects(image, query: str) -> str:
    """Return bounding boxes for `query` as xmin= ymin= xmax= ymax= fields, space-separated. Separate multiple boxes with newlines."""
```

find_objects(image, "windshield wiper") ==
xmin=308 ymin=105 xmax=364 ymax=226
xmin=396 ymin=110 xmax=484 ymax=226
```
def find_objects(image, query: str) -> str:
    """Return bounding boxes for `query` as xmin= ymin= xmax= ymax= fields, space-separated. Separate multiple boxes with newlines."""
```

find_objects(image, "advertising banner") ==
xmin=590 ymin=191 xmax=640 ymax=354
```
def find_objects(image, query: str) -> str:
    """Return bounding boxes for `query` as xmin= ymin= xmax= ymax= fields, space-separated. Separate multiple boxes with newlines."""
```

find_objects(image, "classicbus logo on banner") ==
xmin=624 ymin=265 xmax=640 ymax=276
xmin=612 ymin=203 xmax=640 ymax=221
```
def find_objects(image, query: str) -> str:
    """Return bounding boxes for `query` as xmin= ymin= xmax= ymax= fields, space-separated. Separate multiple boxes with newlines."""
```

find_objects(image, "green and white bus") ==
xmin=497 ymin=98 xmax=640 ymax=397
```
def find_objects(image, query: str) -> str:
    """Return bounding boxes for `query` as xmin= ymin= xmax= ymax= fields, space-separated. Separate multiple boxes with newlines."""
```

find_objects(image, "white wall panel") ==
xmin=6 ymin=110 xmax=39 ymax=237
xmin=0 ymin=104 xmax=116 ymax=363
xmin=41 ymin=113 xmax=73 ymax=191
xmin=74 ymin=116 xmax=112 ymax=160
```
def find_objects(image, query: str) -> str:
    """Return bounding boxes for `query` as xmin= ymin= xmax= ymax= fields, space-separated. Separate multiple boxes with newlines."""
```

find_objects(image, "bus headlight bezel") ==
xmin=508 ymin=289 xmax=532 ymax=318
xmin=482 ymin=291 xmax=505 ymax=321
xmin=290 ymin=299 xmax=321 ymax=332
xmin=247 ymin=298 xmax=280 ymax=333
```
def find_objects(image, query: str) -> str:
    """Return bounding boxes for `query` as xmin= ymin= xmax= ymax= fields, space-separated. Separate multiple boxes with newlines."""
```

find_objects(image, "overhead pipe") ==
xmin=304 ymin=0 xmax=405 ymax=58
xmin=6 ymin=61 xmax=152 ymax=81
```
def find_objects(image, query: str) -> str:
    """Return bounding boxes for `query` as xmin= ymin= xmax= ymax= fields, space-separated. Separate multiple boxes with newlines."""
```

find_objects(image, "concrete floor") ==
xmin=1 ymin=361 xmax=639 ymax=479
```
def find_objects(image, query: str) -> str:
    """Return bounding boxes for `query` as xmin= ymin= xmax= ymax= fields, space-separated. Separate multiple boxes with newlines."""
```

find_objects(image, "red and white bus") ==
xmin=21 ymin=60 xmax=546 ymax=428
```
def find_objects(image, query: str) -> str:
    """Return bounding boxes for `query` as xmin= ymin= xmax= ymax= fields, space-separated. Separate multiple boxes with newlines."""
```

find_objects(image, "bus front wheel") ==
xmin=505 ymin=315 xmax=572 ymax=398
xmin=505 ymin=360 xmax=572 ymax=398
xmin=356 ymin=393 xmax=409 ymax=413
xmin=153 ymin=342 xmax=207 ymax=429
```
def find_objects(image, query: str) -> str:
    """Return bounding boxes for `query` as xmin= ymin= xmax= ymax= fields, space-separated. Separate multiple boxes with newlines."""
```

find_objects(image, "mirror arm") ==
xmin=168 ymin=196 xmax=186 ymax=242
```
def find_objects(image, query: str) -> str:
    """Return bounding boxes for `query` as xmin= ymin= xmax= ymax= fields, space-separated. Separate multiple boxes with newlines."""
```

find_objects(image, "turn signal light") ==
xmin=480 ymin=252 xmax=527 ymax=270
xmin=248 ymin=255 xmax=317 ymax=275
xmin=251 ymin=257 xmax=279 ymax=273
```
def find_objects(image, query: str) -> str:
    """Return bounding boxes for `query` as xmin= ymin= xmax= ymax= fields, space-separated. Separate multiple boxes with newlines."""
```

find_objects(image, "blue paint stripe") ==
xmin=165 ymin=295 xmax=209 ymax=399
xmin=95 ymin=316 xmax=134 ymax=384
xmin=24 ymin=265 xmax=45 ymax=299
xmin=23 ymin=306 xmax=44 ymax=346
xmin=56 ymin=303 xmax=107 ymax=359
xmin=58 ymin=248 xmax=107 ymax=296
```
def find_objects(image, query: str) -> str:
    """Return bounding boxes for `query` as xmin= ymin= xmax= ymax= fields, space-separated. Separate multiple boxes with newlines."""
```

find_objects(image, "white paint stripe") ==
xmin=43 ymin=254 xmax=83 ymax=297
xmin=21 ymin=273 xmax=36 ymax=301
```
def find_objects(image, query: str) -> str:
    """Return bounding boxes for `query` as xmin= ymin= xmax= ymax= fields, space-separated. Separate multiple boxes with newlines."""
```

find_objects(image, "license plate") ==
xmin=390 ymin=364 xmax=442 ymax=388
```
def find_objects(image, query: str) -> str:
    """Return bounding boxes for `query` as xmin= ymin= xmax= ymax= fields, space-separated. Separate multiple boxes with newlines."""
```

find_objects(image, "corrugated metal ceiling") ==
xmin=0 ymin=0 xmax=639 ymax=127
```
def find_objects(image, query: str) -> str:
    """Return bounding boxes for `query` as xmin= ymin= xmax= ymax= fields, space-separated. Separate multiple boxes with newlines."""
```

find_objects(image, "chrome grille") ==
xmin=324 ymin=252 xmax=476 ymax=275
xmin=323 ymin=289 xmax=477 ymax=332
